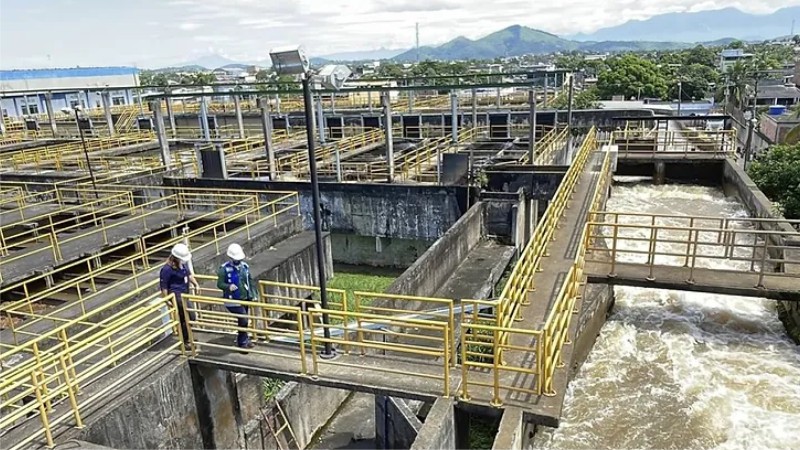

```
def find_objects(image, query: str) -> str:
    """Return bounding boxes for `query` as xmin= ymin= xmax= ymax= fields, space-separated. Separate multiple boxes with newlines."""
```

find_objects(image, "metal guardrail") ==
xmin=0 ymin=187 xmax=300 ymax=325
xmin=611 ymin=128 xmax=736 ymax=157
xmin=0 ymin=285 xmax=179 ymax=450
xmin=459 ymin=128 xmax=600 ymax=403
xmin=584 ymin=212 xmax=800 ymax=286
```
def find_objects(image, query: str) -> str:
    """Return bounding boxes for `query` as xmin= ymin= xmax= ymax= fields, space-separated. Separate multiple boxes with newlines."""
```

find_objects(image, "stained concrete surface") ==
xmin=311 ymin=392 xmax=377 ymax=449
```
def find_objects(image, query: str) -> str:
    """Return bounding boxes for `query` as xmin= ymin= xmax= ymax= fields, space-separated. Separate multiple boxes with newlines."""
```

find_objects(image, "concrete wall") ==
xmin=721 ymin=159 xmax=800 ymax=343
xmin=409 ymin=398 xmax=455 ymax=450
xmin=375 ymin=396 xmax=422 ymax=449
xmin=78 ymin=359 xmax=203 ymax=449
xmin=166 ymin=178 xmax=467 ymax=241
xmin=385 ymin=202 xmax=483 ymax=299
xmin=492 ymin=408 xmax=524 ymax=450
xmin=77 ymin=358 xmax=348 ymax=450
xmin=331 ymin=233 xmax=433 ymax=268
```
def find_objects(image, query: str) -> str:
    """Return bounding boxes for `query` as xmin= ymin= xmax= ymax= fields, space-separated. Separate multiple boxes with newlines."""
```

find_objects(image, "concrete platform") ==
xmin=434 ymin=240 xmax=515 ymax=300
xmin=585 ymin=262 xmax=800 ymax=301
xmin=463 ymin=150 xmax=604 ymax=426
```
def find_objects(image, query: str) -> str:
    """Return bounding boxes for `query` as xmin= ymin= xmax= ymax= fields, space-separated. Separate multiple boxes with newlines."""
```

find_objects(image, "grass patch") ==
xmin=469 ymin=415 xmax=499 ymax=449
xmin=327 ymin=264 xmax=402 ymax=312
xmin=262 ymin=377 xmax=285 ymax=400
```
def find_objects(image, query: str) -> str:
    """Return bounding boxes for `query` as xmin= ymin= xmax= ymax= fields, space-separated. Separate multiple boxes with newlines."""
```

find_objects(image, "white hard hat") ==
xmin=227 ymin=243 xmax=245 ymax=261
xmin=171 ymin=243 xmax=192 ymax=262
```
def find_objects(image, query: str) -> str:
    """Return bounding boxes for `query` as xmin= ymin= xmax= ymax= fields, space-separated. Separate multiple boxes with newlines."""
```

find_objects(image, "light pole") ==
xmin=63 ymin=106 xmax=98 ymax=198
xmin=269 ymin=47 xmax=351 ymax=359
xmin=677 ymin=80 xmax=683 ymax=117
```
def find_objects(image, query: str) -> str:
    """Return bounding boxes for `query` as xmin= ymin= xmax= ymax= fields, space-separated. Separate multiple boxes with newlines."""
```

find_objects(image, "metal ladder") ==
xmin=261 ymin=401 xmax=298 ymax=450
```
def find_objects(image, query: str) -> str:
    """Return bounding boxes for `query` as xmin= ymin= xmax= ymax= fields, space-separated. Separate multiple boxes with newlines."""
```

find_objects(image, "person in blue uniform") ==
xmin=216 ymin=243 xmax=257 ymax=349
xmin=160 ymin=243 xmax=199 ymax=345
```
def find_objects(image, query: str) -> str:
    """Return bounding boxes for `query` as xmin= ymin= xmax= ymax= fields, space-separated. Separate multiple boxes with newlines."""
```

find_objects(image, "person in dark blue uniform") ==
xmin=160 ymin=243 xmax=199 ymax=346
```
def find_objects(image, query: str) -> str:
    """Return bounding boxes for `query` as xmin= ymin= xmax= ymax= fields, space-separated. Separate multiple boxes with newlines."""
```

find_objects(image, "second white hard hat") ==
xmin=227 ymin=243 xmax=246 ymax=261
xmin=171 ymin=243 xmax=192 ymax=262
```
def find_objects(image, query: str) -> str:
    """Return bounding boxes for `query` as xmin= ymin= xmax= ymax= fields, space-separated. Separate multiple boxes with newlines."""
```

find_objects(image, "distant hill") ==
xmin=316 ymin=48 xmax=407 ymax=62
xmin=393 ymin=25 xmax=698 ymax=61
xmin=569 ymin=6 xmax=800 ymax=43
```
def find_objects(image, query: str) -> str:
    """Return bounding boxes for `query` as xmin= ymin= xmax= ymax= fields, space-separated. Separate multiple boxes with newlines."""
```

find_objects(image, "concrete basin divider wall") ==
xmin=721 ymin=159 xmax=800 ymax=343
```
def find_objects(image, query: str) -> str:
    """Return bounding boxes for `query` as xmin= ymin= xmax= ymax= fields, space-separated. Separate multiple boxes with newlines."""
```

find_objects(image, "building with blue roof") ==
xmin=0 ymin=66 xmax=140 ymax=119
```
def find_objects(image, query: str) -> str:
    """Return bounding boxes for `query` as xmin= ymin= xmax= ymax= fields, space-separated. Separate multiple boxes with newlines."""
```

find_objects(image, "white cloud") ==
xmin=3 ymin=0 xmax=800 ymax=68
xmin=179 ymin=22 xmax=202 ymax=31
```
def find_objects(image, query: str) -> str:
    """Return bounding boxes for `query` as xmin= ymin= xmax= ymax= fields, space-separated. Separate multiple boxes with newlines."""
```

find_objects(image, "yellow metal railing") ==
xmin=584 ymin=212 xmax=800 ymax=286
xmin=0 ymin=188 xmax=300 ymax=324
xmin=611 ymin=128 xmax=736 ymax=157
xmin=0 ymin=286 xmax=180 ymax=449
xmin=459 ymin=127 xmax=600 ymax=403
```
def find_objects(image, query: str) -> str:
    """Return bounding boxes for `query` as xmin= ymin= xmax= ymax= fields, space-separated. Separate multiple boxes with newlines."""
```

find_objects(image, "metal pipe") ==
xmin=74 ymin=109 xmax=98 ymax=198
xmin=234 ymin=95 xmax=245 ymax=138
xmin=450 ymin=90 xmax=458 ymax=143
xmin=316 ymin=94 xmax=326 ymax=144
xmin=302 ymin=75 xmax=333 ymax=357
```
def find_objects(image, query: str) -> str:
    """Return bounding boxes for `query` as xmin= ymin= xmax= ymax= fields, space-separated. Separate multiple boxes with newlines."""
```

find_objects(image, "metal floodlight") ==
xmin=269 ymin=46 xmax=309 ymax=75
xmin=61 ymin=107 xmax=72 ymax=114
xmin=317 ymin=65 xmax=352 ymax=90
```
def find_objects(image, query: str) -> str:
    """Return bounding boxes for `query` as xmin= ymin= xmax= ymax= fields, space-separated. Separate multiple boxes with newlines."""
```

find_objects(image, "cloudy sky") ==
xmin=1 ymin=0 xmax=798 ymax=69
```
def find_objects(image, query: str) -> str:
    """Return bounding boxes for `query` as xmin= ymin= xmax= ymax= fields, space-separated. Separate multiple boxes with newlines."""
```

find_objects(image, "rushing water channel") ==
xmin=533 ymin=182 xmax=800 ymax=450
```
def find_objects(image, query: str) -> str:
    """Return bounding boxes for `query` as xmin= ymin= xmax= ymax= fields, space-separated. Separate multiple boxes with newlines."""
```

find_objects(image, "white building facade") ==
xmin=0 ymin=67 xmax=140 ymax=118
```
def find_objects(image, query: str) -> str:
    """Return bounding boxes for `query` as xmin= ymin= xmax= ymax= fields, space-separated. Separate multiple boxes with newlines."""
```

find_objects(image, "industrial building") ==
xmin=0 ymin=67 xmax=140 ymax=118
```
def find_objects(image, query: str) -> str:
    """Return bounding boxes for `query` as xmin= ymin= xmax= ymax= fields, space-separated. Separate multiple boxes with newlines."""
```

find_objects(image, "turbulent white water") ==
xmin=533 ymin=182 xmax=800 ymax=450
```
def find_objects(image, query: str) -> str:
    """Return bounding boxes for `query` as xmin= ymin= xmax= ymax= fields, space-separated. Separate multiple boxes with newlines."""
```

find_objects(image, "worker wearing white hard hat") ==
xmin=217 ymin=243 xmax=257 ymax=349
xmin=160 ymin=243 xmax=199 ymax=346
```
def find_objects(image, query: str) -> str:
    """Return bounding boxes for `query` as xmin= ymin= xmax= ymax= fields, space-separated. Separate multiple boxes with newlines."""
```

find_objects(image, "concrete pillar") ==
xmin=258 ymin=97 xmax=276 ymax=180
xmin=275 ymin=94 xmax=281 ymax=115
xmin=450 ymin=91 xmax=458 ymax=143
xmin=334 ymin=144 xmax=342 ymax=182
xmin=216 ymin=144 xmax=228 ymax=179
xmin=150 ymin=101 xmax=171 ymax=168
xmin=233 ymin=95 xmax=245 ymax=138
xmin=330 ymin=94 xmax=336 ymax=114
xmin=408 ymin=90 xmax=415 ymax=113
xmin=0 ymin=115 xmax=5 ymax=135
xmin=654 ymin=161 xmax=666 ymax=184
xmin=543 ymin=74 xmax=549 ymax=107
xmin=44 ymin=92 xmax=58 ymax=137
xmin=101 ymin=92 xmax=115 ymax=137
xmin=137 ymin=88 xmax=145 ymax=116
xmin=553 ymin=109 xmax=559 ymax=133
xmin=383 ymin=92 xmax=394 ymax=183
xmin=368 ymin=91 xmax=373 ymax=113
xmin=566 ymin=75 xmax=575 ymax=160
xmin=316 ymin=95 xmax=326 ymax=144
xmin=495 ymin=87 xmax=501 ymax=109
xmin=528 ymin=88 xmax=536 ymax=163
xmin=84 ymin=89 xmax=91 ymax=110
xmin=199 ymin=97 xmax=211 ymax=141
xmin=471 ymin=88 xmax=478 ymax=128
xmin=165 ymin=94 xmax=176 ymax=138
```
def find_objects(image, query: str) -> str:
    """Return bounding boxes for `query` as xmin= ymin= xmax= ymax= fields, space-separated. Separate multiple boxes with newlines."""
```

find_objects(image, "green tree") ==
xmin=685 ymin=45 xmax=717 ymax=68
xmin=596 ymin=54 xmax=669 ymax=100
xmin=552 ymin=87 xmax=599 ymax=109
xmin=727 ymin=40 xmax=745 ymax=49
xmin=748 ymin=143 xmax=800 ymax=219
xmin=670 ymin=64 xmax=719 ymax=100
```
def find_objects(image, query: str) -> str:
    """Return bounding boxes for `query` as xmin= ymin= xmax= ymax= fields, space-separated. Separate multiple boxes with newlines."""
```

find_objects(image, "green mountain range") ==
xmin=393 ymin=25 xmax=729 ymax=61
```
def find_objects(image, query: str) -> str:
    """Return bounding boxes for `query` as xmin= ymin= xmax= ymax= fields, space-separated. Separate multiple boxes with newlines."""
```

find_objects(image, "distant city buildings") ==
xmin=719 ymin=49 xmax=754 ymax=73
